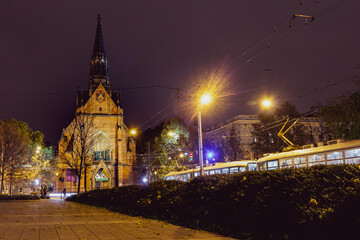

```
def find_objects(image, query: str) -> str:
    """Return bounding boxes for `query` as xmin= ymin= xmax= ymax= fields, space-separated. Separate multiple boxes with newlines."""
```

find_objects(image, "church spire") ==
xmin=89 ymin=14 xmax=110 ymax=93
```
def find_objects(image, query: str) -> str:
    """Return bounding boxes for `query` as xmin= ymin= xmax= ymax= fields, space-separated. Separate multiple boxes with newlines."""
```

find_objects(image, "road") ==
xmin=0 ymin=199 xmax=235 ymax=240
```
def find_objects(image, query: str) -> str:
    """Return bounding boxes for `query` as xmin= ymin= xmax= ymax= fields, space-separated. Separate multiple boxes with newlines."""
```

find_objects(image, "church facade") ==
xmin=58 ymin=16 xmax=136 ymax=192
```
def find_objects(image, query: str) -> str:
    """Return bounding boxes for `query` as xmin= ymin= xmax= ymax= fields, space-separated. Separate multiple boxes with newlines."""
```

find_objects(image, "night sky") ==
xmin=0 ymin=0 xmax=359 ymax=145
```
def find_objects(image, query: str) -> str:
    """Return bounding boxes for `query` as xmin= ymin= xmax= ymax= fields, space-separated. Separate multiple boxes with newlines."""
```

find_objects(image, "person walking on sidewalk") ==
xmin=62 ymin=188 xmax=66 ymax=199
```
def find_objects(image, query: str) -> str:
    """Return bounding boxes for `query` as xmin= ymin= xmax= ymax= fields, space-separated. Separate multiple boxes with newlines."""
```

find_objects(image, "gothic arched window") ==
xmin=93 ymin=133 xmax=110 ymax=161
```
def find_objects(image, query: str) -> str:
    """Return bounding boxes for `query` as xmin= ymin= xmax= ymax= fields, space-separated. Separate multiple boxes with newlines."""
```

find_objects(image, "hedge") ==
xmin=67 ymin=164 xmax=360 ymax=239
xmin=0 ymin=195 xmax=40 ymax=200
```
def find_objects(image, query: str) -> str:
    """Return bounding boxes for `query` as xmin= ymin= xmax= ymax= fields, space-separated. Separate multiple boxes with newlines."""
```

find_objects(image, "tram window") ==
xmin=309 ymin=154 xmax=325 ymax=163
xmin=230 ymin=167 xmax=239 ymax=174
xmin=327 ymin=159 xmax=344 ymax=165
xmin=194 ymin=172 xmax=200 ymax=177
xmin=346 ymin=158 xmax=360 ymax=164
xmin=182 ymin=173 xmax=191 ymax=181
xmin=294 ymin=157 xmax=306 ymax=165
xmin=267 ymin=160 xmax=279 ymax=170
xmin=248 ymin=163 xmax=257 ymax=171
xmin=221 ymin=168 xmax=229 ymax=174
xmin=280 ymin=159 xmax=292 ymax=168
xmin=239 ymin=167 xmax=246 ymax=172
xmin=204 ymin=171 xmax=209 ymax=175
xmin=327 ymin=151 xmax=343 ymax=160
xmin=309 ymin=162 xmax=325 ymax=167
xmin=209 ymin=170 xmax=215 ymax=175
xmin=258 ymin=162 xmax=266 ymax=171
xmin=345 ymin=149 xmax=360 ymax=158
xmin=214 ymin=169 xmax=221 ymax=174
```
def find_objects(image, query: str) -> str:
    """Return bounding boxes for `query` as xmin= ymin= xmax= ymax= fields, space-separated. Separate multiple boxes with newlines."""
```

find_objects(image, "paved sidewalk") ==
xmin=0 ymin=200 xmax=236 ymax=240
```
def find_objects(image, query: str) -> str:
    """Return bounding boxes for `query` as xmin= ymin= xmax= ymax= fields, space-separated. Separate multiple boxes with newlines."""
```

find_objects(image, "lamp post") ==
xmin=198 ymin=94 xmax=211 ymax=176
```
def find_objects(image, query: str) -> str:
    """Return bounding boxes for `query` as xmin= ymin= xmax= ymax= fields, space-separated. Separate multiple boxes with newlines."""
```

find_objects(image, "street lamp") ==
xmin=36 ymin=146 xmax=41 ymax=154
xmin=198 ymin=93 xmax=212 ymax=176
xmin=262 ymin=99 xmax=272 ymax=108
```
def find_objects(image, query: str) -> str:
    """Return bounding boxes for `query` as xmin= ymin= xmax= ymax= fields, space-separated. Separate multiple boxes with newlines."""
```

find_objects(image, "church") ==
xmin=58 ymin=15 xmax=136 ymax=192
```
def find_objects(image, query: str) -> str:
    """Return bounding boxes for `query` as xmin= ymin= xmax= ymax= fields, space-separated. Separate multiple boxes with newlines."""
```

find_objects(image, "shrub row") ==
xmin=67 ymin=165 xmax=360 ymax=239
xmin=0 ymin=195 xmax=40 ymax=200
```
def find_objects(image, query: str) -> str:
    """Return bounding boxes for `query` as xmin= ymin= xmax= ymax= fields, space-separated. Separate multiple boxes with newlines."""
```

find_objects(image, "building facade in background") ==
xmin=58 ymin=16 xmax=136 ymax=193
xmin=203 ymin=114 xmax=323 ymax=160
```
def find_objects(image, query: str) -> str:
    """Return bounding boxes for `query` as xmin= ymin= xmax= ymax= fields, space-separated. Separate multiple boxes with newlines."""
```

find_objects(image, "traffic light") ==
xmin=189 ymin=152 xmax=193 ymax=161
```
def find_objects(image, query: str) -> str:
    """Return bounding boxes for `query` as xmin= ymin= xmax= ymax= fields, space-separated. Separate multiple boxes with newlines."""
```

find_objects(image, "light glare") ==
xmin=200 ymin=94 xmax=211 ymax=105
xmin=262 ymin=100 xmax=271 ymax=108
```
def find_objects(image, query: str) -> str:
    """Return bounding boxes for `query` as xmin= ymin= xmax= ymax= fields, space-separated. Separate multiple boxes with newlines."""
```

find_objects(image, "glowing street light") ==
xmin=36 ymin=146 xmax=41 ymax=154
xmin=200 ymin=94 xmax=212 ymax=105
xmin=262 ymin=99 xmax=272 ymax=108
xmin=130 ymin=129 xmax=137 ymax=136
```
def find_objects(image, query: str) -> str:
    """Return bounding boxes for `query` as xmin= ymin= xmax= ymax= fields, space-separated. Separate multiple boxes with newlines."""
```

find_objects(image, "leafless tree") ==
xmin=59 ymin=114 xmax=96 ymax=193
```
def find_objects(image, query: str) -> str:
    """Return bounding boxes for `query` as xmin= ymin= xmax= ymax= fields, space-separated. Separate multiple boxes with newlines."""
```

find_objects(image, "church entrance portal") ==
xmin=94 ymin=168 xmax=109 ymax=189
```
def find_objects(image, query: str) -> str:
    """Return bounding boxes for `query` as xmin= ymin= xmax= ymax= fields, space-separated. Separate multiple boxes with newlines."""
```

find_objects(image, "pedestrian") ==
xmin=62 ymin=188 xmax=66 ymax=199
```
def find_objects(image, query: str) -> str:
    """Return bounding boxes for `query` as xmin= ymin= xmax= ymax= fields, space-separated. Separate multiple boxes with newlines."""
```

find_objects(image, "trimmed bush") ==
xmin=67 ymin=164 xmax=360 ymax=239
xmin=0 ymin=195 xmax=40 ymax=200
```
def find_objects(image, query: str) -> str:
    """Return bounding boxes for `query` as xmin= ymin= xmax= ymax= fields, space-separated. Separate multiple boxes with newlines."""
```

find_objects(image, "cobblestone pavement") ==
xmin=0 ymin=200 xmax=236 ymax=240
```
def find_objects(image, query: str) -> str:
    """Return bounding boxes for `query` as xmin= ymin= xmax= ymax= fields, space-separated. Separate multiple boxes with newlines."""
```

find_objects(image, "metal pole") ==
xmin=198 ymin=111 xmax=204 ymax=176
xmin=147 ymin=141 xmax=151 ymax=183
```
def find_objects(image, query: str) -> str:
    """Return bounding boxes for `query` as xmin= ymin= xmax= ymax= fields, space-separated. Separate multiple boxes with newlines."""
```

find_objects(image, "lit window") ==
xmin=345 ymin=149 xmax=360 ymax=158
xmin=309 ymin=154 xmax=325 ymax=163
xmin=221 ymin=168 xmax=229 ymax=174
xmin=280 ymin=159 xmax=292 ymax=168
xmin=248 ymin=164 xmax=257 ymax=171
xmin=230 ymin=167 xmax=239 ymax=174
xmin=267 ymin=160 xmax=279 ymax=170
xmin=294 ymin=157 xmax=306 ymax=165
xmin=327 ymin=151 xmax=343 ymax=160
xmin=93 ymin=133 xmax=110 ymax=161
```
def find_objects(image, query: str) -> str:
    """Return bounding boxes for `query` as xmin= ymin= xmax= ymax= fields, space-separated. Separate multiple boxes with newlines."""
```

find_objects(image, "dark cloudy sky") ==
xmin=0 ymin=0 xmax=359 ymax=145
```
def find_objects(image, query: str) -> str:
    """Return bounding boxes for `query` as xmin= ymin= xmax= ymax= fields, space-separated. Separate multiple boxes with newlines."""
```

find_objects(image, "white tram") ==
xmin=164 ymin=161 xmax=257 ymax=181
xmin=164 ymin=139 xmax=360 ymax=181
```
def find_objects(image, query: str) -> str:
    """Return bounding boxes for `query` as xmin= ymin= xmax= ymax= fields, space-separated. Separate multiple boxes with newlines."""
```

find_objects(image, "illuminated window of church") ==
xmin=93 ymin=133 xmax=110 ymax=161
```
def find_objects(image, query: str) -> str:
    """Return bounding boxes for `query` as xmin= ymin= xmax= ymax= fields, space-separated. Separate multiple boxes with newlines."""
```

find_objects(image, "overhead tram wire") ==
xmin=0 ymin=85 xmax=183 ymax=98
xmin=226 ymin=0 xmax=348 ymax=74
xmin=136 ymin=85 xmax=198 ymax=132
xmin=220 ymin=73 xmax=360 ymax=139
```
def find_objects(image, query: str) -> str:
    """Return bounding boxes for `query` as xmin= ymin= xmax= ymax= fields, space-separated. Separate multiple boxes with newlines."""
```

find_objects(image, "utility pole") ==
xmin=198 ymin=111 xmax=204 ymax=176
xmin=147 ymin=141 xmax=150 ymax=183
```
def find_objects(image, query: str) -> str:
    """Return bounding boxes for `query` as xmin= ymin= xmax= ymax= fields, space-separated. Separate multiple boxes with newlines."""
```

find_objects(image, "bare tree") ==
xmin=59 ymin=114 xmax=96 ymax=193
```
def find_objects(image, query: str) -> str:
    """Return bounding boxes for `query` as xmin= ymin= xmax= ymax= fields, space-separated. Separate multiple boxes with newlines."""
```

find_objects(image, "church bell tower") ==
xmin=89 ymin=14 xmax=110 ymax=94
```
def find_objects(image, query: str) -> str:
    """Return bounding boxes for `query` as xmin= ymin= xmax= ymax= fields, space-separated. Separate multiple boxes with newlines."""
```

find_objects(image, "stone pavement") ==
xmin=0 ymin=200 xmax=236 ymax=240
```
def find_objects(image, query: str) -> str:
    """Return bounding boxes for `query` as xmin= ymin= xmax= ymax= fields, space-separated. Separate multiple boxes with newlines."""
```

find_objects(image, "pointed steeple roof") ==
xmin=89 ymin=14 xmax=110 ymax=94
xmin=93 ymin=14 xmax=106 ymax=56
